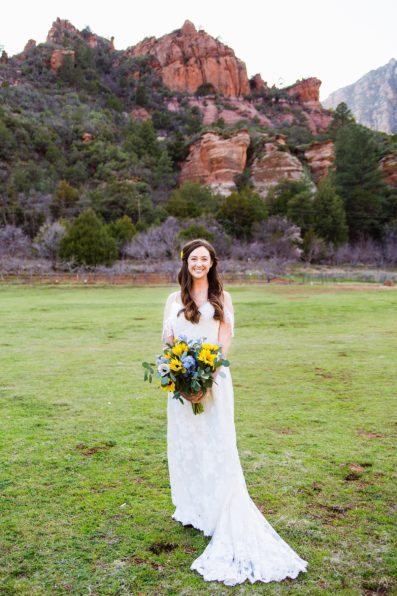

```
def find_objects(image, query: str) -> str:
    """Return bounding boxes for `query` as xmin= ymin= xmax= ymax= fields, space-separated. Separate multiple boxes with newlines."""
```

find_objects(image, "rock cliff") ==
xmin=323 ymin=58 xmax=397 ymax=134
xmin=179 ymin=130 xmax=250 ymax=195
xmin=125 ymin=20 xmax=249 ymax=97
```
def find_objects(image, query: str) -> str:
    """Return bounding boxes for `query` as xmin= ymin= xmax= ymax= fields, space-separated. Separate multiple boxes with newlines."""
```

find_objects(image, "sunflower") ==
xmin=171 ymin=342 xmax=188 ymax=356
xmin=169 ymin=357 xmax=186 ymax=373
xmin=161 ymin=380 xmax=175 ymax=392
xmin=197 ymin=348 xmax=216 ymax=367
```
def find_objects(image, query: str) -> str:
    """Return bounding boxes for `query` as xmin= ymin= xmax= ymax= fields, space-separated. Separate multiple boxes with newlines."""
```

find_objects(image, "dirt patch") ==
xmin=358 ymin=430 xmax=384 ymax=439
xmin=75 ymin=441 xmax=115 ymax=456
xmin=149 ymin=541 xmax=177 ymax=555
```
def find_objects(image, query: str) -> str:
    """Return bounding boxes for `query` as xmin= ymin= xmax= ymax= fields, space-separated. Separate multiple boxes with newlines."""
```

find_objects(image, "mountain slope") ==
xmin=323 ymin=58 xmax=397 ymax=134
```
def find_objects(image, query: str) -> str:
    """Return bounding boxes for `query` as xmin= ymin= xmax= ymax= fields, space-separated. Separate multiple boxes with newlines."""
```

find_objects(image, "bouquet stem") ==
xmin=192 ymin=402 xmax=204 ymax=415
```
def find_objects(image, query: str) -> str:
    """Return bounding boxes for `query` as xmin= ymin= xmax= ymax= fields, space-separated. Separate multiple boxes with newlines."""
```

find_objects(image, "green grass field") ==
xmin=0 ymin=283 xmax=396 ymax=595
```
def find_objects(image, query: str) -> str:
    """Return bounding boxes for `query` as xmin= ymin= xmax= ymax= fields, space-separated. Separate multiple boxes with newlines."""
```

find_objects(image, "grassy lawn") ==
xmin=0 ymin=283 xmax=396 ymax=595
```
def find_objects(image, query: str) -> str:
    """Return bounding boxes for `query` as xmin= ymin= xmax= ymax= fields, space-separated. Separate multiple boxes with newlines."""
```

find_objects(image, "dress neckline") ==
xmin=175 ymin=299 xmax=210 ymax=310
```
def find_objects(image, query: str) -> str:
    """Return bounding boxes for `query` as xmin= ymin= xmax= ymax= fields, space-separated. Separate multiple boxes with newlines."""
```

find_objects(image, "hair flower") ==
xmin=180 ymin=250 xmax=184 ymax=259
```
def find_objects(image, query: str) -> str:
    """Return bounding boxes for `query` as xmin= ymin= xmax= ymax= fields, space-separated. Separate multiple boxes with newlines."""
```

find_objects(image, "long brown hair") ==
xmin=177 ymin=239 xmax=225 ymax=324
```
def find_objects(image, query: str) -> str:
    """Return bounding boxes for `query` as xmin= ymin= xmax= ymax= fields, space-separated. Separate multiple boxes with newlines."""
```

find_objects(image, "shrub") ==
xmin=59 ymin=208 xmax=117 ymax=266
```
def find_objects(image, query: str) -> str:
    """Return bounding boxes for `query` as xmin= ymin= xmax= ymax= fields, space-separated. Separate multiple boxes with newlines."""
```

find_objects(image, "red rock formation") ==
xmin=51 ymin=50 xmax=75 ymax=72
xmin=304 ymin=140 xmax=335 ymax=182
xmin=50 ymin=49 xmax=75 ymax=72
xmin=250 ymin=73 xmax=268 ymax=93
xmin=87 ymin=35 xmax=99 ymax=48
xmin=23 ymin=39 xmax=36 ymax=54
xmin=46 ymin=18 xmax=81 ymax=44
xmin=251 ymin=144 xmax=304 ymax=198
xmin=131 ymin=107 xmax=151 ymax=122
xmin=167 ymin=96 xmax=271 ymax=127
xmin=380 ymin=153 xmax=397 ymax=187
xmin=82 ymin=132 xmax=94 ymax=143
xmin=46 ymin=17 xmax=114 ymax=52
xmin=126 ymin=20 xmax=249 ymax=97
xmin=180 ymin=129 xmax=250 ymax=195
xmin=286 ymin=77 xmax=321 ymax=104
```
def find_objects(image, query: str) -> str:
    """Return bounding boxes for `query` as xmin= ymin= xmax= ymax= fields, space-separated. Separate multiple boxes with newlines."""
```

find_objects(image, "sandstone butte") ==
xmin=46 ymin=17 xmax=114 ymax=70
xmin=179 ymin=130 xmax=251 ymax=195
xmin=126 ymin=20 xmax=249 ymax=97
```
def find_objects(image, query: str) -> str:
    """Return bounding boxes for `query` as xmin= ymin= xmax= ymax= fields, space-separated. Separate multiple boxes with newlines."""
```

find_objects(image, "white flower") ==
xmin=158 ymin=363 xmax=170 ymax=376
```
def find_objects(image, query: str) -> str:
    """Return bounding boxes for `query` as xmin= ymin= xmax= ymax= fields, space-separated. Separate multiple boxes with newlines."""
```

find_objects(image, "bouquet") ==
xmin=142 ymin=334 xmax=230 ymax=414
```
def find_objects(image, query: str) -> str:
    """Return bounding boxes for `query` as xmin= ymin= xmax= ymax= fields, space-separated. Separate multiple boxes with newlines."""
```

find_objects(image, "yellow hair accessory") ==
xmin=180 ymin=250 xmax=184 ymax=259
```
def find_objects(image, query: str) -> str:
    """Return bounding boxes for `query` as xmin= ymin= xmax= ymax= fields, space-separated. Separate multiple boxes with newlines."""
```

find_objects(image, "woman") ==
xmin=162 ymin=238 xmax=307 ymax=586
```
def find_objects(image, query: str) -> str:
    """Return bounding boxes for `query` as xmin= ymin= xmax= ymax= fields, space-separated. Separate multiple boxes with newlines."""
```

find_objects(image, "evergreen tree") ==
xmin=153 ymin=151 xmax=175 ymax=189
xmin=217 ymin=188 xmax=267 ymax=240
xmin=59 ymin=208 xmax=117 ymax=266
xmin=328 ymin=102 xmax=355 ymax=139
xmin=267 ymin=178 xmax=312 ymax=218
xmin=166 ymin=182 xmax=217 ymax=219
xmin=139 ymin=119 xmax=160 ymax=159
xmin=107 ymin=215 xmax=136 ymax=255
xmin=286 ymin=189 xmax=314 ymax=236
xmin=334 ymin=123 xmax=388 ymax=240
xmin=312 ymin=177 xmax=348 ymax=245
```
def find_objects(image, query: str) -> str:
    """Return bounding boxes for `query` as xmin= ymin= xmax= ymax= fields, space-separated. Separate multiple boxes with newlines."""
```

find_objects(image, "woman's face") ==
xmin=187 ymin=246 xmax=213 ymax=280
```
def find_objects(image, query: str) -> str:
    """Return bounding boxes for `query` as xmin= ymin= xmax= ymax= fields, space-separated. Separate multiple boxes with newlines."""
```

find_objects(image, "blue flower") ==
xmin=182 ymin=355 xmax=196 ymax=371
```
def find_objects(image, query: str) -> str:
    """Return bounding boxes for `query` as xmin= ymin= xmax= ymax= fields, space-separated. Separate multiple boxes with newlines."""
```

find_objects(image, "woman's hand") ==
xmin=181 ymin=389 xmax=205 ymax=403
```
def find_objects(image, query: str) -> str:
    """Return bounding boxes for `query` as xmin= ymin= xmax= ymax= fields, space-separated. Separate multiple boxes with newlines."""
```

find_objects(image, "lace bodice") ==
xmin=162 ymin=292 xmax=234 ymax=344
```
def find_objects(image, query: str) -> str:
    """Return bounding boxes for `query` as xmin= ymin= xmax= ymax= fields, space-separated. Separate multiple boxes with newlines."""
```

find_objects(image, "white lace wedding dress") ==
xmin=162 ymin=293 xmax=308 ymax=586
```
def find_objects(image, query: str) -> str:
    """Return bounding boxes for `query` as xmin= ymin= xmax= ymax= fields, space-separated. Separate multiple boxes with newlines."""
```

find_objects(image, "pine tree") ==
xmin=327 ymin=102 xmax=355 ymax=139
xmin=312 ymin=177 xmax=348 ymax=245
xmin=334 ymin=123 xmax=388 ymax=240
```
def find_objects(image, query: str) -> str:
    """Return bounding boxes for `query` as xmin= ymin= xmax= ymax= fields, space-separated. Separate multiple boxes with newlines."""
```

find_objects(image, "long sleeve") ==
xmin=162 ymin=292 xmax=176 ymax=344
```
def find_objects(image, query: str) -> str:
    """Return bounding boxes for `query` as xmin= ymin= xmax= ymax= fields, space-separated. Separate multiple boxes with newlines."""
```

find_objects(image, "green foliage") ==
xmin=107 ymin=215 xmax=137 ymax=254
xmin=89 ymin=180 xmax=155 ymax=224
xmin=286 ymin=189 xmax=314 ymax=236
xmin=327 ymin=102 xmax=355 ymax=139
xmin=0 ymin=121 xmax=16 ymax=158
xmin=165 ymin=182 xmax=218 ymax=219
xmin=123 ymin=118 xmax=160 ymax=160
xmin=334 ymin=123 xmax=388 ymax=240
xmin=267 ymin=177 xmax=313 ymax=218
xmin=217 ymin=188 xmax=268 ymax=240
xmin=50 ymin=180 xmax=79 ymax=219
xmin=59 ymin=208 xmax=117 ymax=266
xmin=312 ymin=177 xmax=348 ymax=245
xmin=177 ymin=225 xmax=215 ymax=243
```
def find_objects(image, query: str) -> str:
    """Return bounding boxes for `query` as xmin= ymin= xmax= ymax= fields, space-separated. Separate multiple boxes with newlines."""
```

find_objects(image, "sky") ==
xmin=1 ymin=0 xmax=396 ymax=101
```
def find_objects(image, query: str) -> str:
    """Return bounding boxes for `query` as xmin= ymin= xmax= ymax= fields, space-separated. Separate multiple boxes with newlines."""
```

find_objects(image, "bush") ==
xmin=33 ymin=221 xmax=66 ymax=267
xmin=0 ymin=225 xmax=32 ymax=257
xmin=59 ymin=208 xmax=117 ymax=266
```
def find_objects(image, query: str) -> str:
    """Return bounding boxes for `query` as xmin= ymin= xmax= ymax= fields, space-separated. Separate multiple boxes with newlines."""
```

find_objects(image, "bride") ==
xmin=162 ymin=238 xmax=308 ymax=586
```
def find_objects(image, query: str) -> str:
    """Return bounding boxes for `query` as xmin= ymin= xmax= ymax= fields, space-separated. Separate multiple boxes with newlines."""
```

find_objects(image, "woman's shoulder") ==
xmin=221 ymin=290 xmax=233 ymax=310
xmin=166 ymin=290 xmax=181 ymax=305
